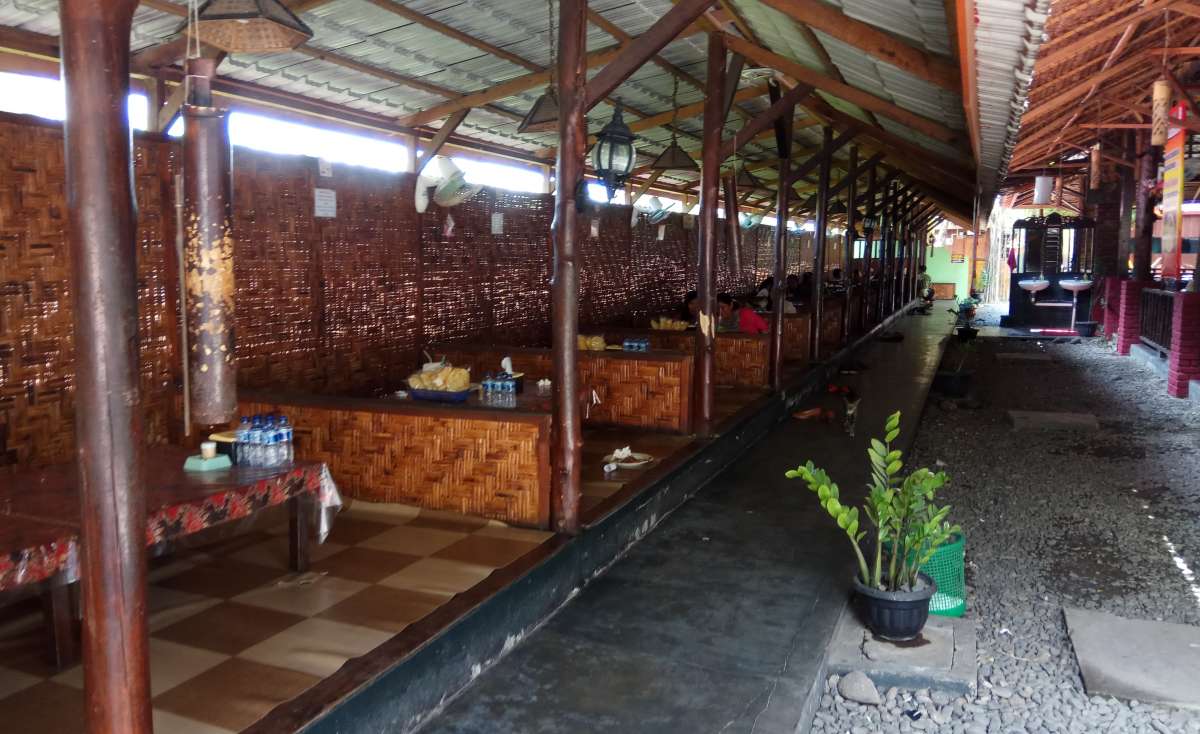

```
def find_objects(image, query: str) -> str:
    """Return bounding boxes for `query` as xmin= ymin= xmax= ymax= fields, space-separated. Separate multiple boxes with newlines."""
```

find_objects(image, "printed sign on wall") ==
xmin=314 ymin=188 xmax=337 ymax=218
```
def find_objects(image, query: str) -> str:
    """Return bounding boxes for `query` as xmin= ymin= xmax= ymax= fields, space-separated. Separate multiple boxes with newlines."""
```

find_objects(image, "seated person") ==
xmin=753 ymin=277 xmax=774 ymax=311
xmin=918 ymin=266 xmax=934 ymax=303
xmin=785 ymin=273 xmax=802 ymax=302
xmin=828 ymin=267 xmax=844 ymax=287
xmin=717 ymin=293 xmax=769 ymax=334
xmin=679 ymin=290 xmax=699 ymax=323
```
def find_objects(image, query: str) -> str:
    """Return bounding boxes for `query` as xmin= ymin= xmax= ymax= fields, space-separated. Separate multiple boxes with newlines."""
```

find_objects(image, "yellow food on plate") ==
xmin=651 ymin=316 xmax=689 ymax=331
xmin=407 ymin=365 xmax=471 ymax=392
xmin=577 ymin=335 xmax=607 ymax=351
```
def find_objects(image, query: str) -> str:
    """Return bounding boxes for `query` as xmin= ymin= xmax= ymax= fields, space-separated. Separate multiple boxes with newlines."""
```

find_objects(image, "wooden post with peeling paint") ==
xmin=182 ymin=58 xmax=237 ymax=427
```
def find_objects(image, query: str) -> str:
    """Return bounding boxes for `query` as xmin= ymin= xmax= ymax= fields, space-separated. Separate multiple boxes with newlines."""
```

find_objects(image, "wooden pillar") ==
xmin=550 ymin=0 xmax=587 ymax=533
xmin=59 ymin=1 xmax=152 ymax=733
xmin=842 ymin=146 xmax=858 ymax=339
xmin=182 ymin=59 xmax=237 ymax=427
xmin=1118 ymin=130 xmax=1135 ymax=274
xmin=768 ymin=110 xmax=793 ymax=389
xmin=860 ymin=165 xmax=877 ymax=330
xmin=879 ymin=181 xmax=895 ymax=315
xmin=809 ymin=125 xmax=832 ymax=360
xmin=1133 ymin=129 xmax=1160 ymax=282
xmin=696 ymin=33 xmax=725 ymax=434
xmin=722 ymin=175 xmax=742 ymax=286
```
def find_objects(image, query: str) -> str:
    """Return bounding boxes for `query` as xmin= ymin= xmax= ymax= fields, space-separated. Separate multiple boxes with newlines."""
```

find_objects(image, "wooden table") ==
xmin=0 ymin=446 xmax=341 ymax=666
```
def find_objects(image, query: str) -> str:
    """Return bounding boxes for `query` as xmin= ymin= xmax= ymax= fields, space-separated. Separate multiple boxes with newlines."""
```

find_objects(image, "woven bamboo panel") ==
xmin=241 ymin=399 xmax=551 ymax=527
xmin=491 ymin=190 xmax=553 ymax=347
xmin=0 ymin=119 xmax=177 ymax=466
xmin=783 ymin=313 xmax=811 ymax=362
xmin=579 ymin=353 xmax=692 ymax=432
xmin=821 ymin=298 xmax=845 ymax=347
xmin=231 ymin=149 xmax=323 ymax=391
xmin=432 ymin=345 xmax=693 ymax=432
xmin=627 ymin=213 xmax=695 ymax=324
xmin=578 ymin=205 xmax=633 ymax=330
xmin=602 ymin=330 xmax=768 ymax=388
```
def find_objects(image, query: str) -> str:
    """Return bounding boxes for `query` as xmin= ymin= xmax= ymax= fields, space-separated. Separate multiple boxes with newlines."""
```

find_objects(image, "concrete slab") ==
xmin=1007 ymin=410 xmax=1100 ymax=431
xmin=1129 ymin=343 xmax=1169 ymax=378
xmin=825 ymin=605 xmax=977 ymax=696
xmin=1064 ymin=607 xmax=1200 ymax=710
xmin=996 ymin=352 xmax=1053 ymax=362
xmin=1190 ymin=380 xmax=1200 ymax=407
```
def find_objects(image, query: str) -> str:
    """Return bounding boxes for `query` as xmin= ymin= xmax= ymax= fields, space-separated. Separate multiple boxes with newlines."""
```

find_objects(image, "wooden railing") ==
xmin=1140 ymin=289 xmax=1175 ymax=354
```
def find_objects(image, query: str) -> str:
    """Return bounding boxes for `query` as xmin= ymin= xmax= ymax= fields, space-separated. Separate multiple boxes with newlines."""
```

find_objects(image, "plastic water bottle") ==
xmin=248 ymin=415 xmax=264 ymax=467
xmin=263 ymin=416 xmax=279 ymax=467
xmin=234 ymin=416 xmax=251 ymax=465
xmin=278 ymin=416 xmax=293 ymax=464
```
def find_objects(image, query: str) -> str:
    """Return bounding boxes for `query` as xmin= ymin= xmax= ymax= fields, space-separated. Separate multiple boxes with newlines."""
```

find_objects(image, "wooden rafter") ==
xmin=717 ymin=83 xmax=813 ymax=161
xmin=363 ymin=0 xmax=540 ymax=72
xmin=758 ymin=0 xmax=960 ymax=92
xmin=723 ymin=34 xmax=966 ymax=147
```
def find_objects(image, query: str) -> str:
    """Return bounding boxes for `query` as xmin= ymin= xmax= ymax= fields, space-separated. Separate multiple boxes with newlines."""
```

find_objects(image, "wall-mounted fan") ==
xmin=739 ymin=212 xmax=763 ymax=230
xmin=414 ymin=157 xmax=482 ymax=213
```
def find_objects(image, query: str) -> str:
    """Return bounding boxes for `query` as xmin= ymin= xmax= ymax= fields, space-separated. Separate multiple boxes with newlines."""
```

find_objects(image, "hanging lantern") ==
xmin=591 ymin=105 xmax=637 ymax=200
xmin=1152 ymin=78 xmax=1171 ymax=146
xmin=1033 ymin=175 xmax=1055 ymax=205
xmin=863 ymin=214 xmax=876 ymax=231
xmin=191 ymin=0 xmax=313 ymax=53
xmin=518 ymin=91 xmax=559 ymax=133
xmin=735 ymin=165 xmax=760 ymax=190
xmin=1089 ymin=143 xmax=1101 ymax=191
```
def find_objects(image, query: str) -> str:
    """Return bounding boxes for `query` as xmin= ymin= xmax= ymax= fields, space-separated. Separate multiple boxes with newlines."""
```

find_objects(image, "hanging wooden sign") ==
xmin=1160 ymin=102 xmax=1186 ymax=279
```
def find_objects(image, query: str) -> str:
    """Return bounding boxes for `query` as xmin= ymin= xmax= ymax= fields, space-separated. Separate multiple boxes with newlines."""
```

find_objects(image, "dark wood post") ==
xmin=59 ymin=1 xmax=152 ymax=732
xmin=1118 ymin=130 xmax=1135 ymax=275
xmin=879 ymin=181 xmax=895 ymax=316
xmin=550 ymin=0 xmax=587 ymax=533
xmin=723 ymin=175 xmax=742 ymax=285
xmin=842 ymin=146 xmax=858 ymax=340
xmin=696 ymin=32 xmax=725 ymax=434
xmin=768 ymin=103 xmax=793 ymax=389
xmin=808 ymin=125 xmax=832 ymax=360
xmin=860 ymin=165 xmax=877 ymax=330
xmin=1132 ymin=129 xmax=1160 ymax=283
xmin=182 ymin=58 xmax=238 ymax=427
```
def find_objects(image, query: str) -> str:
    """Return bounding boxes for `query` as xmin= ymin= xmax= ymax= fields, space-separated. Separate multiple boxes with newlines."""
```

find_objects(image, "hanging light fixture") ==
xmin=735 ymin=163 xmax=760 ymax=190
xmin=650 ymin=76 xmax=698 ymax=171
xmin=519 ymin=0 xmax=559 ymax=133
xmin=189 ymin=0 xmax=313 ymax=53
xmin=591 ymin=104 xmax=637 ymax=200
xmin=1089 ymin=142 xmax=1101 ymax=191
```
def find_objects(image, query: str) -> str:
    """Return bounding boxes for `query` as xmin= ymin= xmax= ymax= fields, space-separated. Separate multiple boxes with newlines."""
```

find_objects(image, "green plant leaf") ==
xmin=885 ymin=429 xmax=900 ymax=443
xmin=785 ymin=469 xmax=799 ymax=479
xmin=886 ymin=460 xmax=902 ymax=475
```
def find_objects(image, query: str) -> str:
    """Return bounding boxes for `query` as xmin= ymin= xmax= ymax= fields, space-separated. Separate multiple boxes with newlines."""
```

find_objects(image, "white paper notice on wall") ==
xmin=657 ymin=224 xmax=666 ymax=241
xmin=314 ymin=188 xmax=337 ymax=218
xmin=491 ymin=212 xmax=504 ymax=234
xmin=590 ymin=218 xmax=600 ymax=238
xmin=318 ymin=158 xmax=333 ymax=177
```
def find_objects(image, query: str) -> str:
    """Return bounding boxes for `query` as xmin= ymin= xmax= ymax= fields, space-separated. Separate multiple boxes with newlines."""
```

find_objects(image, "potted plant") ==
xmin=950 ymin=298 xmax=978 ymax=341
xmin=786 ymin=412 xmax=959 ymax=640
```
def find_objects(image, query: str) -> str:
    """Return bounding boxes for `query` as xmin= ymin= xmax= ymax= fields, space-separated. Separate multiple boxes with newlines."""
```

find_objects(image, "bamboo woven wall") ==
xmin=241 ymin=398 xmax=551 ymax=527
xmin=432 ymin=345 xmax=693 ymax=432
xmin=0 ymin=118 xmax=177 ymax=466
xmin=604 ymin=329 xmax=769 ymax=388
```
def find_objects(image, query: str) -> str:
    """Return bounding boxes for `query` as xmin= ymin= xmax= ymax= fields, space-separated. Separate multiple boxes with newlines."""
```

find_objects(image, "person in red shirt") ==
xmin=718 ymin=293 xmax=769 ymax=334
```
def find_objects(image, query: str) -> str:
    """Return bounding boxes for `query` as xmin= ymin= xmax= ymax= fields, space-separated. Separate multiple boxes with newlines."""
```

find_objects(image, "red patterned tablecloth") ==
xmin=0 ymin=448 xmax=341 ymax=594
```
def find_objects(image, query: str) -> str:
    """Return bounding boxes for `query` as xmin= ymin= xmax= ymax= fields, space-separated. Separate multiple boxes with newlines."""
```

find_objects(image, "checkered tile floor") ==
xmin=0 ymin=502 xmax=552 ymax=733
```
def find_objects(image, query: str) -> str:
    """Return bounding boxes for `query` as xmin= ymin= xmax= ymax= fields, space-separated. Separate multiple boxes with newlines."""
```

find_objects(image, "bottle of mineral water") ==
xmin=235 ymin=416 xmax=251 ymax=465
xmin=248 ymin=415 xmax=264 ymax=467
xmin=262 ymin=416 xmax=278 ymax=467
xmin=278 ymin=416 xmax=294 ymax=464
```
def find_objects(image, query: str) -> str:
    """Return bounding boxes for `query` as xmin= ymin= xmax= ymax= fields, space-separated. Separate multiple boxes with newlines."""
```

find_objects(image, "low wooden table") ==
xmin=0 ymin=446 xmax=341 ymax=667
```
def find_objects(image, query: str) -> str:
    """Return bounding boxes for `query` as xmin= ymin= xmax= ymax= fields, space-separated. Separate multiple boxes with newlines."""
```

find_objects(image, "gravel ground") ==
xmin=809 ymin=317 xmax=1200 ymax=734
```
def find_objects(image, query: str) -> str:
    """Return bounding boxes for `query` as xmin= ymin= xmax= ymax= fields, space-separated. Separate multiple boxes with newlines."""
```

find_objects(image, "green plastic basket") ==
xmin=882 ymin=533 xmax=967 ymax=617
xmin=923 ymin=533 xmax=966 ymax=617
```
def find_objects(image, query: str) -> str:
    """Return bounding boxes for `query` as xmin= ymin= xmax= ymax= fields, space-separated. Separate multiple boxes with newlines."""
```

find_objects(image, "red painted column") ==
xmin=1115 ymin=280 xmax=1148 ymax=356
xmin=1168 ymin=292 xmax=1200 ymax=398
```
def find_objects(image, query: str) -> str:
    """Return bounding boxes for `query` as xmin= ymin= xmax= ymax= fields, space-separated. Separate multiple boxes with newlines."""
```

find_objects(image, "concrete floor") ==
xmin=417 ymin=309 xmax=953 ymax=734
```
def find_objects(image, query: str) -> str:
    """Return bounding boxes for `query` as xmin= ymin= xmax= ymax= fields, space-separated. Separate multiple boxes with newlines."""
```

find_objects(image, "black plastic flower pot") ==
xmin=932 ymin=369 xmax=972 ymax=397
xmin=956 ymin=326 xmax=978 ymax=342
xmin=853 ymin=572 xmax=937 ymax=641
xmin=1075 ymin=321 xmax=1098 ymax=337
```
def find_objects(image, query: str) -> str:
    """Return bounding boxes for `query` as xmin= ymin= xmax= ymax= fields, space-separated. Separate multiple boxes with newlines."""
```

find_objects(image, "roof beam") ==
xmin=584 ymin=0 xmax=718 ymax=110
xmin=417 ymin=108 xmax=470 ymax=174
xmin=758 ymin=0 xmax=960 ymax=92
xmin=723 ymin=34 xmax=967 ymax=148
xmin=1034 ymin=0 xmax=1181 ymax=72
xmin=717 ymin=82 xmax=813 ymax=161
xmin=951 ymin=0 xmax=981 ymax=169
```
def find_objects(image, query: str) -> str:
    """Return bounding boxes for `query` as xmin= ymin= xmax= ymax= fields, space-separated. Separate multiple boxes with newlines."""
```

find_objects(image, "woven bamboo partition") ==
xmin=432 ymin=344 xmax=694 ymax=433
xmin=602 ymin=329 xmax=769 ymax=388
xmin=822 ymin=298 xmax=845 ymax=347
xmin=241 ymin=395 xmax=552 ymax=527
xmin=0 ymin=118 xmax=177 ymax=466
xmin=783 ymin=313 xmax=811 ymax=362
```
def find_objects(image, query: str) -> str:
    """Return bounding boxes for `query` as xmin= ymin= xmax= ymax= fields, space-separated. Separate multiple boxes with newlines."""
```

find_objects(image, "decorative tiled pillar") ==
xmin=1115 ymin=280 xmax=1148 ymax=355
xmin=1168 ymin=292 xmax=1200 ymax=398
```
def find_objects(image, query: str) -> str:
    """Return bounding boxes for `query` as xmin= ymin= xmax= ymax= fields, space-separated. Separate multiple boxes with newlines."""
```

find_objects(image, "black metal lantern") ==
xmin=591 ymin=105 xmax=637 ymax=200
xmin=190 ymin=0 xmax=313 ymax=53
xmin=863 ymin=214 xmax=876 ymax=231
